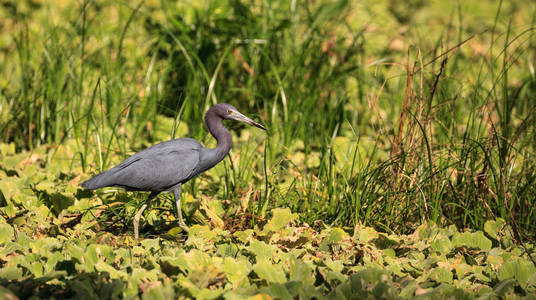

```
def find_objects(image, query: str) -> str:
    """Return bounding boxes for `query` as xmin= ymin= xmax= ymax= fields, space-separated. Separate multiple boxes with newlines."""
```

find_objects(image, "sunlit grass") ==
xmin=0 ymin=0 xmax=535 ymax=240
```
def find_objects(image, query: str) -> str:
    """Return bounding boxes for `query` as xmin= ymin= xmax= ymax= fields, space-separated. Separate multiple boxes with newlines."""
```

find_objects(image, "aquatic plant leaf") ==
xmin=253 ymin=261 xmax=286 ymax=284
xmin=498 ymin=259 xmax=536 ymax=289
xmin=452 ymin=231 xmax=492 ymax=250
xmin=262 ymin=208 xmax=298 ymax=234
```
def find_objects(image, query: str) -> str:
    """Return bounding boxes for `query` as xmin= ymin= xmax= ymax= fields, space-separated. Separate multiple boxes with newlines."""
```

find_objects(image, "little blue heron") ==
xmin=81 ymin=103 xmax=266 ymax=238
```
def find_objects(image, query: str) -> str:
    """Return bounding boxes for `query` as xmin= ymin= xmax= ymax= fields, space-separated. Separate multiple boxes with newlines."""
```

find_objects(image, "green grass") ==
xmin=2 ymin=0 xmax=536 ymax=236
xmin=1 ymin=0 xmax=536 ymax=297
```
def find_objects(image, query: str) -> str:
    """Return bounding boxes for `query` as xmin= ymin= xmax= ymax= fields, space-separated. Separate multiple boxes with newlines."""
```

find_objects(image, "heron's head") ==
xmin=215 ymin=103 xmax=266 ymax=130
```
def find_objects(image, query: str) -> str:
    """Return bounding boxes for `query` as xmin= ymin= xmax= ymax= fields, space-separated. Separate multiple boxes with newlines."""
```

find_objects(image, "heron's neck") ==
xmin=205 ymin=108 xmax=232 ymax=163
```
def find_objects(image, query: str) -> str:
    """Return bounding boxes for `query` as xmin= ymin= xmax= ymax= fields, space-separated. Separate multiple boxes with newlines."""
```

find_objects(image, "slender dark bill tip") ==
xmin=249 ymin=120 xmax=267 ymax=131
xmin=231 ymin=110 xmax=267 ymax=131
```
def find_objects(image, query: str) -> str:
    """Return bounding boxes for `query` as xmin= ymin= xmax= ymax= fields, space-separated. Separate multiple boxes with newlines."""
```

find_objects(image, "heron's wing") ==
xmin=113 ymin=138 xmax=200 ymax=170
xmin=103 ymin=147 xmax=200 ymax=191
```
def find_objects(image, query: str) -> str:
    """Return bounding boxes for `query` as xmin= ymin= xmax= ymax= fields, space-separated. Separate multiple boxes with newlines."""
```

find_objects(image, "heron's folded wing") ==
xmin=106 ymin=148 xmax=200 ymax=191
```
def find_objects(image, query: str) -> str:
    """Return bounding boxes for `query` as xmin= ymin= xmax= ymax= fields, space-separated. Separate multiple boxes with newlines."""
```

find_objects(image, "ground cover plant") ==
xmin=0 ymin=0 xmax=535 ymax=298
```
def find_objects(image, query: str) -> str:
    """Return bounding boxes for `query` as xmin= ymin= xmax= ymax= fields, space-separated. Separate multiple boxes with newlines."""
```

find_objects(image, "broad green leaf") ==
xmin=325 ymin=269 xmax=347 ymax=284
xmin=71 ymin=279 xmax=99 ymax=299
xmin=141 ymin=238 xmax=161 ymax=252
xmin=188 ymin=264 xmax=225 ymax=290
xmin=493 ymin=278 xmax=517 ymax=297
xmin=0 ymin=265 xmax=23 ymax=280
xmin=95 ymin=261 xmax=125 ymax=279
xmin=452 ymin=231 xmax=492 ymax=250
xmin=186 ymin=225 xmax=219 ymax=249
xmin=66 ymin=243 xmax=85 ymax=262
xmin=176 ymin=271 xmax=224 ymax=299
xmin=382 ymin=248 xmax=396 ymax=258
xmin=0 ymin=224 xmax=14 ymax=243
xmin=0 ymin=143 xmax=15 ymax=156
xmin=141 ymin=283 xmax=174 ymax=300
xmin=0 ymin=178 xmax=21 ymax=205
xmin=325 ymin=258 xmax=344 ymax=273
xmin=330 ymin=269 xmax=394 ymax=299
xmin=159 ymin=257 xmax=185 ymax=276
xmin=27 ymin=260 xmax=44 ymax=277
xmin=221 ymin=257 xmax=251 ymax=286
xmin=430 ymin=236 xmax=453 ymax=254
xmin=498 ymin=259 xmax=536 ymax=289
xmin=354 ymin=226 xmax=378 ymax=243
xmin=196 ymin=288 xmax=224 ymax=300
xmin=262 ymin=208 xmax=298 ymax=233
xmin=427 ymin=267 xmax=453 ymax=283
xmin=253 ymin=262 xmax=286 ymax=284
xmin=222 ymin=289 xmax=260 ymax=300
xmin=179 ymin=249 xmax=213 ymax=271
xmin=85 ymin=244 xmax=99 ymax=266
xmin=413 ymin=221 xmax=440 ymax=240
xmin=29 ymin=237 xmax=61 ymax=255
xmin=234 ymin=230 xmax=254 ymax=244
xmin=38 ymin=191 xmax=75 ymax=216
xmin=216 ymin=242 xmax=239 ymax=257
xmin=2 ymin=153 xmax=28 ymax=171
xmin=484 ymin=219 xmax=499 ymax=240
xmin=453 ymin=263 xmax=473 ymax=279
xmin=289 ymin=256 xmax=315 ymax=286
xmin=484 ymin=218 xmax=513 ymax=246
xmin=325 ymin=228 xmax=347 ymax=244
xmin=259 ymin=283 xmax=293 ymax=300
xmin=320 ymin=228 xmax=349 ymax=251
xmin=130 ymin=268 xmax=160 ymax=283
xmin=35 ymin=181 xmax=56 ymax=194
xmin=399 ymin=279 xmax=418 ymax=298
xmin=248 ymin=239 xmax=279 ymax=261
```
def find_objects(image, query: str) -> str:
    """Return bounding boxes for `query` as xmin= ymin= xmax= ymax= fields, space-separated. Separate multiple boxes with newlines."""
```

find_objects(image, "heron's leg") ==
xmin=173 ymin=184 xmax=189 ymax=232
xmin=133 ymin=191 xmax=158 ymax=239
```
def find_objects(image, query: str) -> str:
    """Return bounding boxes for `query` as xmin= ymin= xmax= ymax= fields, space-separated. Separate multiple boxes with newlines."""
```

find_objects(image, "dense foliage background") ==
xmin=0 ymin=0 xmax=535 ymax=298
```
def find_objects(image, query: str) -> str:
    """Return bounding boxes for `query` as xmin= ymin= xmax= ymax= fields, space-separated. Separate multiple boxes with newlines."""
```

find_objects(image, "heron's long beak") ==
xmin=230 ymin=110 xmax=267 ymax=130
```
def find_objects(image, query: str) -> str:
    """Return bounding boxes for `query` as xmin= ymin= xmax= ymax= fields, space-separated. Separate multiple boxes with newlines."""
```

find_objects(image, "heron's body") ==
xmin=81 ymin=103 xmax=265 ymax=238
xmin=83 ymin=138 xmax=215 ymax=192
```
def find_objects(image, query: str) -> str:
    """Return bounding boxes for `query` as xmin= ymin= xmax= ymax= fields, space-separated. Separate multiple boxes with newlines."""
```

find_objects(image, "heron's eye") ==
xmin=227 ymin=109 xmax=232 ymax=115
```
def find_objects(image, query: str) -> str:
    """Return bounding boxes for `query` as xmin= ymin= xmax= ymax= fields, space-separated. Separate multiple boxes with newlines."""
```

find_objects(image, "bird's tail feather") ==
xmin=81 ymin=172 xmax=109 ymax=190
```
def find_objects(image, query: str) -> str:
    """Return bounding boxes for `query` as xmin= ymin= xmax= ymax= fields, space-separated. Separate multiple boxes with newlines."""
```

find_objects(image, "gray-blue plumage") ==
xmin=81 ymin=103 xmax=266 ymax=238
xmin=82 ymin=138 xmax=202 ymax=191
